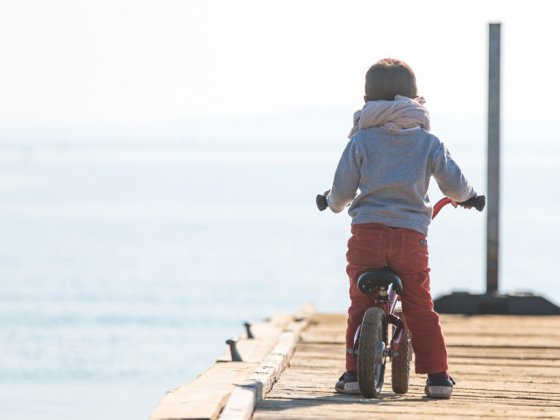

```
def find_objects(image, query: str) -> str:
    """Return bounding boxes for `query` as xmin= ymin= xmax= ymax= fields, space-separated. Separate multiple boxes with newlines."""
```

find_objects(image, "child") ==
xmin=327 ymin=58 xmax=476 ymax=399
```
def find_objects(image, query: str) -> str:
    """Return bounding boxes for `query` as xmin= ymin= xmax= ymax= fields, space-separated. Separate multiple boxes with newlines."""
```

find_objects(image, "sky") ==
xmin=0 ymin=0 xmax=559 ymax=141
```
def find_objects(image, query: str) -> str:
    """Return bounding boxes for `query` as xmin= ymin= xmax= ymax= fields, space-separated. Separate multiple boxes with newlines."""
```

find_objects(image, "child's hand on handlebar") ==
xmin=451 ymin=200 xmax=473 ymax=210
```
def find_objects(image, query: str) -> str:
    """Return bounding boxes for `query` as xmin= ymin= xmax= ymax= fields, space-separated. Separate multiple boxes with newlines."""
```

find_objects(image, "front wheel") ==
xmin=357 ymin=307 xmax=387 ymax=398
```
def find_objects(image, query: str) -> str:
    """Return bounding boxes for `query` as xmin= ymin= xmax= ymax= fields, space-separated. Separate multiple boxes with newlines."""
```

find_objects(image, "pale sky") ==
xmin=0 ymin=0 xmax=559 ymax=139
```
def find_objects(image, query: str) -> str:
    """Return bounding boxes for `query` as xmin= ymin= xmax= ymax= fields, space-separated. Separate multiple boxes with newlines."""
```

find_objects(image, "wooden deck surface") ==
xmin=252 ymin=314 xmax=560 ymax=419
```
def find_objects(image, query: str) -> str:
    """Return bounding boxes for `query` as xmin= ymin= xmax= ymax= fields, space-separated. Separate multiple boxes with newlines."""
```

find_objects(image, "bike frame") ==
xmin=352 ymin=196 xmax=454 ymax=358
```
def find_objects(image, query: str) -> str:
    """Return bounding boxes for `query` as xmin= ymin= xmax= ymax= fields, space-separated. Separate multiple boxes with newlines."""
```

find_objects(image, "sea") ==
xmin=0 ymin=125 xmax=558 ymax=419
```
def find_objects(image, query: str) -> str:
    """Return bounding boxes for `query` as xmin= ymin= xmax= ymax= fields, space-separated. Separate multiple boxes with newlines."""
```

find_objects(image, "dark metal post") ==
xmin=433 ymin=22 xmax=560 ymax=314
xmin=487 ymin=23 xmax=501 ymax=293
xmin=226 ymin=337 xmax=243 ymax=362
xmin=244 ymin=322 xmax=254 ymax=339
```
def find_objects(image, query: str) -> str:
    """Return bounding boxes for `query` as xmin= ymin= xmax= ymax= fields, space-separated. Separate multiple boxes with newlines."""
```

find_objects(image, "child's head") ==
xmin=364 ymin=58 xmax=417 ymax=102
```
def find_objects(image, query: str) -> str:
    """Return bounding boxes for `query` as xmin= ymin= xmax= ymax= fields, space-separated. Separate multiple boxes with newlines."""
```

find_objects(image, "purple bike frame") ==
xmin=352 ymin=283 xmax=407 ymax=359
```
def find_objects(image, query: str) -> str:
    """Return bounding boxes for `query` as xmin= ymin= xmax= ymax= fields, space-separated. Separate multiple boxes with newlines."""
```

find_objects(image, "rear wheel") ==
xmin=357 ymin=307 xmax=386 ymax=398
xmin=391 ymin=307 xmax=410 ymax=394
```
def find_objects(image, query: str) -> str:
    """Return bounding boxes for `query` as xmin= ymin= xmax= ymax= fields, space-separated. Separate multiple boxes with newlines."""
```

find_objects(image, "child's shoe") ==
xmin=334 ymin=371 xmax=360 ymax=395
xmin=424 ymin=372 xmax=455 ymax=399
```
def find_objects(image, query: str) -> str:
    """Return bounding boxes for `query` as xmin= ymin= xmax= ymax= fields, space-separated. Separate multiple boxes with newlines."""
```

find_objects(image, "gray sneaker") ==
xmin=335 ymin=372 xmax=360 ymax=395
xmin=424 ymin=376 xmax=455 ymax=399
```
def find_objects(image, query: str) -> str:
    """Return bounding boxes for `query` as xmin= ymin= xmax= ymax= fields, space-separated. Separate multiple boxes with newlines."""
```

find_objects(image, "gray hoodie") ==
xmin=327 ymin=126 xmax=475 ymax=235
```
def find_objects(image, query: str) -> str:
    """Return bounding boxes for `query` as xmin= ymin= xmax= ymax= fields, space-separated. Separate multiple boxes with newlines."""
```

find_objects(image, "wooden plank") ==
xmin=150 ymin=308 xmax=308 ymax=420
xmin=252 ymin=314 xmax=560 ymax=420
xmin=150 ymin=362 xmax=258 ymax=420
xmin=220 ymin=319 xmax=311 ymax=420
xmin=217 ymin=314 xmax=294 ymax=362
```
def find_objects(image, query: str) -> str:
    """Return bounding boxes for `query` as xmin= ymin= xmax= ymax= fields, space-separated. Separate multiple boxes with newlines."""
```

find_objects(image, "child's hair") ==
xmin=365 ymin=58 xmax=417 ymax=101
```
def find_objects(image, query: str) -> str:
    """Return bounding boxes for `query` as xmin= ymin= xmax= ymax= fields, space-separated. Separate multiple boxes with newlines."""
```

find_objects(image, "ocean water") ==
xmin=0 ymin=134 xmax=558 ymax=419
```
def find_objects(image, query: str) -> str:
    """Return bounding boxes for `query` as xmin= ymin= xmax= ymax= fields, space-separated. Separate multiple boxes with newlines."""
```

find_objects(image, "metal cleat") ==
xmin=244 ymin=322 xmax=254 ymax=339
xmin=226 ymin=337 xmax=243 ymax=362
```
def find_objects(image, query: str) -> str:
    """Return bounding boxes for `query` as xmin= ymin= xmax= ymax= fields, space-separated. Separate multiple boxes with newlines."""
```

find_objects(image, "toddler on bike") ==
xmin=327 ymin=58 xmax=476 ymax=399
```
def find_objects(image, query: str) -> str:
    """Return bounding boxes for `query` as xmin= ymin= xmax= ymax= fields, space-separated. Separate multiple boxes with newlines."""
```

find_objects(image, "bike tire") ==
xmin=391 ymin=307 xmax=410 ymax=394
xmin=357 ymin=307 xmax=386 ymax=398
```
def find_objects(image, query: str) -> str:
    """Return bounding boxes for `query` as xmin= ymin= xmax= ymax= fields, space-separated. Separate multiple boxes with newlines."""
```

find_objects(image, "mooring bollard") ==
xmin=244 ymin=321 xmax=254 ymax=339
xmin=226 ymin=337 xmax=243 ymax=362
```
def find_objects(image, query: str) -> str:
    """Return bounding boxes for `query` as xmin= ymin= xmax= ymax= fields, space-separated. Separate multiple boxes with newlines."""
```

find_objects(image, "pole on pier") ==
xmin=429 ymin=24 xmax=560 ymax=314
xmin=487 ymin=23 xmax=501 ymax=294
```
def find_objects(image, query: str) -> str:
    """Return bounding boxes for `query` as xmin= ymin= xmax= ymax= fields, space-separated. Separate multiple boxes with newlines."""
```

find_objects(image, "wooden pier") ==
xmin=150 ymin=309 xmax=560 ymax=420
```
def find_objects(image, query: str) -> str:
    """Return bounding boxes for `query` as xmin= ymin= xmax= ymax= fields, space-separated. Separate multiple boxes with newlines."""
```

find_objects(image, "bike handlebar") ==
xmin=316 ymin=194 xmax=328 ymax=211
xmin=317 ymin=193 xmax=486 ymax=217
xmin=432 ymin=195 xmax=486 ymax=219
xmin=458 ymin=195 xmax=486 ymax=212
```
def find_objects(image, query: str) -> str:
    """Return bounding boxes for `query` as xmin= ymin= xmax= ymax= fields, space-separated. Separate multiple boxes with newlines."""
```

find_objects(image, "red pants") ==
xmin=345 ymin=223 xmax=448 ymax=375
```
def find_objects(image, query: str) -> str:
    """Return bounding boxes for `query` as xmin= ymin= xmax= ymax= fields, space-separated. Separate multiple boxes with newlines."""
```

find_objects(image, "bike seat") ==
xmin=358 ymin=271 xmax=403 ymax=296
